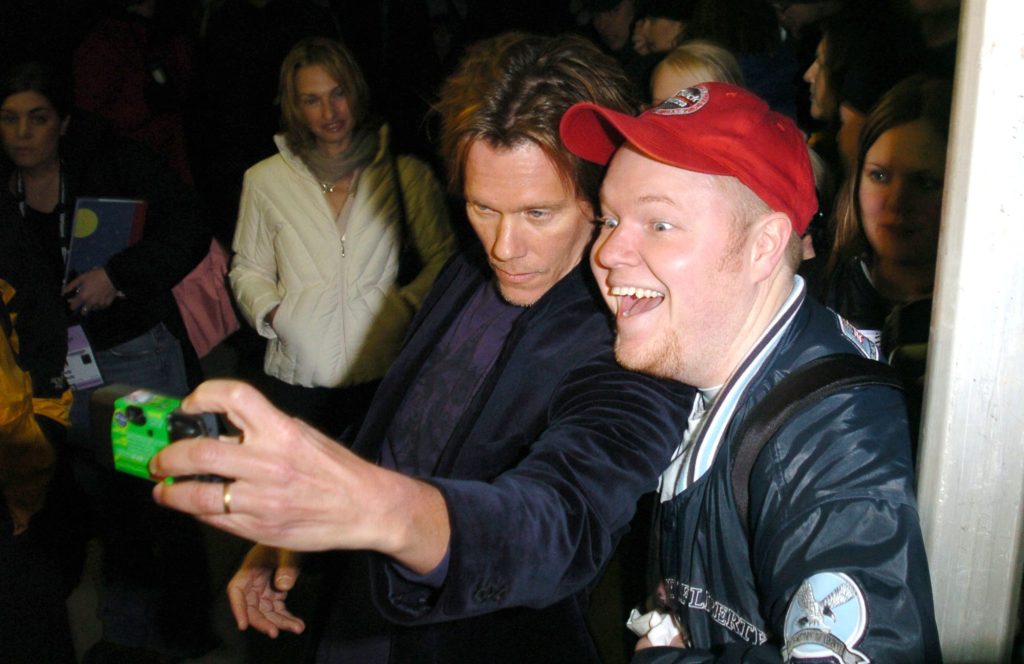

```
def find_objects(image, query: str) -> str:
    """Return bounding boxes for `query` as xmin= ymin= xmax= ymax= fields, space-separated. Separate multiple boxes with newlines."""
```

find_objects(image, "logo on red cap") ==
xmin=652 ymin=85 xmax=709 ymax=116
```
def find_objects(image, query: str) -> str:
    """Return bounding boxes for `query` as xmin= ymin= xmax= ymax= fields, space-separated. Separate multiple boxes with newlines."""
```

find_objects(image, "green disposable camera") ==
xmin=91 ymin=384 xmax=221 ymax=481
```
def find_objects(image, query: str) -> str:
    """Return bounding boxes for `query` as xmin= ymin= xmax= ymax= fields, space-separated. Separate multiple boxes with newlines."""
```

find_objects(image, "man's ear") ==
xmin=749 ymin=212 xmax=792 ymax=281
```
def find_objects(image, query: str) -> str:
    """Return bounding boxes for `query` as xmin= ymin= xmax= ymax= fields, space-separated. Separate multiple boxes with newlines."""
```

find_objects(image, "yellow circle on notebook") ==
xmin=74 ymin=208 xmax=99 ymax=238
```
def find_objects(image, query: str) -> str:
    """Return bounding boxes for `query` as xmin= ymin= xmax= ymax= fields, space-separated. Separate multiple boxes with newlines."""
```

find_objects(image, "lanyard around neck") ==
xmin=16 ymin=165 xmax=69 ymax=260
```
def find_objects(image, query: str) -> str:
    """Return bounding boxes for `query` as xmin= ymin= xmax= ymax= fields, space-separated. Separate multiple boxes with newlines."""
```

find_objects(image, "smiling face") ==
xmin=592 ymin=146 xmax=762 ymax=387
xmin=464 ymin=140 xmax=594 ymax=306
xmin=859 ymin=119 xmax=946 ymax=269
xmin=295 ymin=64 xmax=354 ymax=156
xmin=1 ymin=90 xmax=68 ymax=173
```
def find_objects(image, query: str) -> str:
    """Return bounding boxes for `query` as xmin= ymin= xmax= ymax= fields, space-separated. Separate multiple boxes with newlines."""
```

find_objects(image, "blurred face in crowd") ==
xmin=632 ymin=16 xmax=684 ymax=56
xmin=464 ymin=140 xmax=595 ymax=306
xmin=804 ymin=37 xmax=836 ymax=121
xmin=774 ymin=0 xmax=843 ymax=37
xmin=859 ymin=119 xmax=947 ymax=269
xmin=594 ymin=0 xmax=636 ymax=52
xmin=0 ymin=90 xmax=68 ymax=173
xmin=296 ymin=64 xmax=354 ymax=156
xmin=592 ymin=146 xmax=761 ymax=388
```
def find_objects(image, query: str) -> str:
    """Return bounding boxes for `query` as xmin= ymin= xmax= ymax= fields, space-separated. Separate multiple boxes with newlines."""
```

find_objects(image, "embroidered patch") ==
xmin=835 ymin=314 xmax=880 ymax=361
xmin=653 ymin=85 xmax=710 ymax=116
xmin=782 ymin=572 xmax=869 ymax=663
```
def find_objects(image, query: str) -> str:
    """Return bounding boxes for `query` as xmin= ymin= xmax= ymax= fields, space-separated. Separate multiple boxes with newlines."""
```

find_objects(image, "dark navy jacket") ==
xmin=315 ymin=250 xmax=693 ymax=663
xmin=636 ymin=280 xmax=940 ymax=663
xmin=820 ymin=256 xmax=889 ymax=346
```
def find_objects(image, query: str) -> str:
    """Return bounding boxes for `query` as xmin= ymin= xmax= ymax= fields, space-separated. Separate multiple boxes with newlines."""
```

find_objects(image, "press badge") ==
xmin=65 ymin=324 xmax=103 ymax=390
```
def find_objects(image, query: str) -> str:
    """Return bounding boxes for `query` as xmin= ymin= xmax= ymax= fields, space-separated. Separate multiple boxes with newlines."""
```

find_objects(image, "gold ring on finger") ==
xmin=223 ymin=482 xmax=233 ymax=514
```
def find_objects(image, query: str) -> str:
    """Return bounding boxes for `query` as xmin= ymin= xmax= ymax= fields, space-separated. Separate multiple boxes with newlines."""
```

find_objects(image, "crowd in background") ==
xmin=1 ymin=0 xmax=959 ymax=662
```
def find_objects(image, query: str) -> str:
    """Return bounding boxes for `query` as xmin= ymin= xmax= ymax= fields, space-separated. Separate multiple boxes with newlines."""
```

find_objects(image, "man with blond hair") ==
xmin=561 ymin=82 xmax=940 ymax=661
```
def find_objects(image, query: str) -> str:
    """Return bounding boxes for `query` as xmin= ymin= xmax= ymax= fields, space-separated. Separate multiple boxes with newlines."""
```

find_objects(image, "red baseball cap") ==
xmin=559 ymin=82 xmax=818 ymax=234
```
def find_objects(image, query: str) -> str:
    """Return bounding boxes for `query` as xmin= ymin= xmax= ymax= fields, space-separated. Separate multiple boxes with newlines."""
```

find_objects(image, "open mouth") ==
xmin=610 ymin=286 xmax=664 ymax=318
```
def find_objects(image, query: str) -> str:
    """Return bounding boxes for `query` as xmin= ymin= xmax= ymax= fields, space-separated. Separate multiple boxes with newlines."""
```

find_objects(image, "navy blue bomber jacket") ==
xmin=636 ymin=280 xmax=940 ymax=663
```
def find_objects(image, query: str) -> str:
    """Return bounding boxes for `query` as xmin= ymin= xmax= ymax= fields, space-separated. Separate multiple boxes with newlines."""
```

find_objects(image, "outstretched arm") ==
xmin=150 ymin=379 xmax=450 ymax=575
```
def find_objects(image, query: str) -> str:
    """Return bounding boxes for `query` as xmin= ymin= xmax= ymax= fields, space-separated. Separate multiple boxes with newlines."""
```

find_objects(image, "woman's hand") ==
xmin=64 ymin=268 xmax=118 ymax=315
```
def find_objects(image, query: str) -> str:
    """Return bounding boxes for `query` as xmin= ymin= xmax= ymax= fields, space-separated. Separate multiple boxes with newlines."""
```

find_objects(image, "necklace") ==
xmin=320 ymin=174 xmax=356 ymax=195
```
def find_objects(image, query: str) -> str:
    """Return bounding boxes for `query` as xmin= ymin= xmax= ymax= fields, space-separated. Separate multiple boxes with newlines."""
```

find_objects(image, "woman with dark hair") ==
xmin=0 ymin=61 xmax=209 ymax=417
xmin=230 ymin=37 xmax=454 ymax=437
xmin=803 ymin=3 xmax=924 ymax=175
xmin=1 ymin=60 xmax=216 ymax=660
xmin=821 ymin=74 xmax=952 ymax=447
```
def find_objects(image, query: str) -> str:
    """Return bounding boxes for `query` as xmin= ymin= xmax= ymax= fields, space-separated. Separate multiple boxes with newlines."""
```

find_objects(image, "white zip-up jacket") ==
xmin=230 ymin=125 xmax=454 ymax=388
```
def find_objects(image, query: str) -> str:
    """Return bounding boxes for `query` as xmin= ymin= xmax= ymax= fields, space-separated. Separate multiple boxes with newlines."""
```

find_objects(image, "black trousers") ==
xmin=259 ymin=375 xmax=380 ymax=443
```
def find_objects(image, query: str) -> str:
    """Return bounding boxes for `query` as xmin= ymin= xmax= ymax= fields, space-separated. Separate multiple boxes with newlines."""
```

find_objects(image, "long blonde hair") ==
xmin=277 ymin=38 xmax=370 ymax=154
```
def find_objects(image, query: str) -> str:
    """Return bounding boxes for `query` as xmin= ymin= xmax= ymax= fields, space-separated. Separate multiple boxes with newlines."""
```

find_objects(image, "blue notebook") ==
xmin=64 ymin=197 xmax=146 ymax=284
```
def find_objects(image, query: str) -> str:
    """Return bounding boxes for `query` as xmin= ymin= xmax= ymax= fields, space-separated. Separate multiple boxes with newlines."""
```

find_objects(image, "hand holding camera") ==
xmin=143 ymin=379 xmax=449 ymax=576
xmin=91 ymin=384 xmax=226 ymax=482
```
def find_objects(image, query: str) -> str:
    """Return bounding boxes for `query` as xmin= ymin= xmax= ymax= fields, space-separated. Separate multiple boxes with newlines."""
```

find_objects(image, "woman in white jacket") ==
xmin=231 ymin=38 xmax=454 ymax=437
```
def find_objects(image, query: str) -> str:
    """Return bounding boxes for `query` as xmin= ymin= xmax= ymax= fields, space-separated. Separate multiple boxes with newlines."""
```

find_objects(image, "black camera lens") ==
xmin=125 ymin=405 xmax=147 ymax=426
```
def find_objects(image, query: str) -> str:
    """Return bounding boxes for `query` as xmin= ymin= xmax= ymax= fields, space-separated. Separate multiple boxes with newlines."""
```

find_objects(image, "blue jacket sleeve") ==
xmin=371 ymin=357 xmax=690 ymax=623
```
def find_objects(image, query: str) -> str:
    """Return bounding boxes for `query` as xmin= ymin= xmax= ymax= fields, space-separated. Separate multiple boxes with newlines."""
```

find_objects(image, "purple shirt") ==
xmin=378 ymin=279 xmax=523 ymax=588
xmin=382 ymin=279 xmax=523 ymax=476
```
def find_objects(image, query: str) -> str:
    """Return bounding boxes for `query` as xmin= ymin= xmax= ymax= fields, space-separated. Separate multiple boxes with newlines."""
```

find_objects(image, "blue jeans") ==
xmin=68 ymin=322 xmax=190 ymax=445
xmin=68 ymin=324 xmax=215 ymax=656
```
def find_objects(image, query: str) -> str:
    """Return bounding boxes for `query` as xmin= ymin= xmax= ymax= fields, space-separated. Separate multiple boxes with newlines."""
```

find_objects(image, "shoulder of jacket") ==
xmin=245 ymin=152 xmax=298 ymax=183
xmin=741 ymin=356 xmax=908 ymax=485
xmin=393 ymin=154 xmax=432 ymax=181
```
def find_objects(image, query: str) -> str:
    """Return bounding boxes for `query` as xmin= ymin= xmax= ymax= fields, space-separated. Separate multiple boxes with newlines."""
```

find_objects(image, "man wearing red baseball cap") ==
xmin=560 ymin=82 xmax=940 ymax=662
